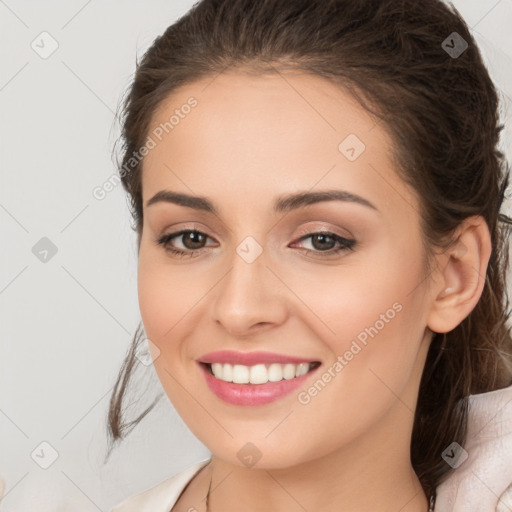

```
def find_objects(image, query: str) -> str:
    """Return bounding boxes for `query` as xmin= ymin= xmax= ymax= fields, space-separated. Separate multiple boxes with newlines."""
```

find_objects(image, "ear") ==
xmin=426 ymin=215 xmax=492 ymax=334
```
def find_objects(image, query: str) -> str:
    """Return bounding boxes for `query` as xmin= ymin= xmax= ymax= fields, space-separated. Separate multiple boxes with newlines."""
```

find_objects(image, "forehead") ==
xmin=141 ymin=70 xmax=416 ymax=217
xmin=146 ymin=70 xmax=383 ymax=155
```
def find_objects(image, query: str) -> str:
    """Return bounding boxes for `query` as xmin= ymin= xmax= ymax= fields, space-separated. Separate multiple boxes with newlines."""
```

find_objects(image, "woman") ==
xmin=106 ymin=0 xmax=512 ymax=510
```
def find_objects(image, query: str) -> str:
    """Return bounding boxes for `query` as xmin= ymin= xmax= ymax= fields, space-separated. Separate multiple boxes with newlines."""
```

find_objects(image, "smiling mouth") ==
xmin=200 ymin=361 xmax=321 ymax=385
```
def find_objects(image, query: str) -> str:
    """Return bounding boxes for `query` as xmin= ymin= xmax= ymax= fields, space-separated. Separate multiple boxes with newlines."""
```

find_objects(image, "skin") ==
xmin=136 ymin=70 xmax=491 ymax=512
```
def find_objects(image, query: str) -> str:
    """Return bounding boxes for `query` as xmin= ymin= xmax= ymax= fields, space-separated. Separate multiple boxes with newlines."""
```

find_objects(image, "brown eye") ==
xmin=309 ymin=233 xmax=337 ymax=251
xmin=180 ymin=231 xmax=207 ymax=249
xmin=156 ymin=229 xmax=214 ymax=257
xmin=292 ymin=231 xmax=356 ymax=256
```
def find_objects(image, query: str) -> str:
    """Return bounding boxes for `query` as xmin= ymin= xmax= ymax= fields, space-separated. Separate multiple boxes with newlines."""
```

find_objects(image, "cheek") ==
xmin=281 ymin=251 xmax=420 ymax=343
xmin=137 ymin=258 xmax=169 ymax=338
xmin=137 ymin=248 xmax=201 ymax=340
xmin=331 ymin=274 xmax=427 ymax=405
xmin=137 ymin=261 xmax=183 ymax=366
xmin=286 ymin=280 xmax=426 ymax=455
xmin=137 ymin=254 xmax=198 ymax=399
xmin=282 ymin=247 xmax=427 ymax=392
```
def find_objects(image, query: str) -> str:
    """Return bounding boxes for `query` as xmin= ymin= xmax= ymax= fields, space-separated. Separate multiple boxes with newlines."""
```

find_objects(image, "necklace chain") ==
xmin=429 ymin=492 xmax=436 ymax=512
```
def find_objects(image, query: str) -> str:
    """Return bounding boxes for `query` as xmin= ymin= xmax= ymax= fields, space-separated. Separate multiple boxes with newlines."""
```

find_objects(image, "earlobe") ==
xmin=426 ymin=216 xmax=492 ymax=334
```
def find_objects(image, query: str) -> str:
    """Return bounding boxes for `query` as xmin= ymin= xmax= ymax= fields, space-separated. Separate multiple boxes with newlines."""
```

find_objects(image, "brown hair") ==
xmin=106 ymin=0 xmax=512 ymax=501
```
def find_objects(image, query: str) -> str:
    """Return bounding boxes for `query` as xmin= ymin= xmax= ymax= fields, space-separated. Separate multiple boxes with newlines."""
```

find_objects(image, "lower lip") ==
xmin=198 ymin=362 xmax=320 ymax=406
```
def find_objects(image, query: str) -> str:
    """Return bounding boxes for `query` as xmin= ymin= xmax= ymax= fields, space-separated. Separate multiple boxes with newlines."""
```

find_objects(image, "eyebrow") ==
xmin=146 ymin=189 xmax=378 ymax=213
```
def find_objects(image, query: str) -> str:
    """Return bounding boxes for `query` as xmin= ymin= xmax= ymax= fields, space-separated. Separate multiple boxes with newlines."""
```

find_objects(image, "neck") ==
xmin=204 ymin=410 xmax=429 ymax=512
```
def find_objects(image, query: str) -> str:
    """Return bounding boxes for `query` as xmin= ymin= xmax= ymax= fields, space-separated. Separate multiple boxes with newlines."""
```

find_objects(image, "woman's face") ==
xmin=137 ymin=71 xmax=436 ymax=469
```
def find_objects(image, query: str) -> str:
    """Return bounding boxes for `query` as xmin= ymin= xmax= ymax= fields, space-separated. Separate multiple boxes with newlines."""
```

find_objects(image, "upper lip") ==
xmin=197 ymin=350 xmax=320 ymax=366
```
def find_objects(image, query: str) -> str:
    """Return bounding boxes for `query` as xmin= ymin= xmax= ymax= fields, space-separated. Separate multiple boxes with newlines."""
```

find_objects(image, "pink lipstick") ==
xmin=196 ymin=350 xmax=321 ymax=406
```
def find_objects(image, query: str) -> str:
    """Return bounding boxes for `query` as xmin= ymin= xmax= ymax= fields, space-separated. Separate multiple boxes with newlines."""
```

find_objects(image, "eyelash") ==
xmin=154 ymin=229 xmax=356 ymax=258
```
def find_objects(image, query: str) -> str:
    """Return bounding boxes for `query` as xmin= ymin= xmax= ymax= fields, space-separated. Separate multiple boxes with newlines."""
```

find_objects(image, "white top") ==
xmin=111 ymin=458 xmax=210 ymax=512
xmin=111 ymin=384 xmax=512 ymax=512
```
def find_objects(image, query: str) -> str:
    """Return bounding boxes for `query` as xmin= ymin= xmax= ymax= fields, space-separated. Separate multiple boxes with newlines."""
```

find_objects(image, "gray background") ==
xmin=1 ymin=0 xmax=511 ymax=510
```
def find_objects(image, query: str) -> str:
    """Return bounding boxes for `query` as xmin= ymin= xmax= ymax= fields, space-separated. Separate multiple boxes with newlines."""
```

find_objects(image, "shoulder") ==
xmin=110 ymin=458 xmax=211 ymax=512
xmin=435 ymin=384 xmax=512 ymax=512
xmin=497 ymin=483 xmax=512 ymax=512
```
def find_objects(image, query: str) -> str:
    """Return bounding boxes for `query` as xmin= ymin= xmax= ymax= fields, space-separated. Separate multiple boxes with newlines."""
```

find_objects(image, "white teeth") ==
xmin=295 ymin=362 xmax=309 ymax=377
xmin=268 ymin=363 xmax=283 ymax=382
xmin=222 ymin=362 xmax=233 ymax=382
xmin=232 ymin=364 xmax=249 ymax=383
xmin=283 ymin=363 xmax=296 ymax=380
xmin=211 ymin=363 xmax=224 ymax=380
xmin=208 ymin=362 xmax=316 ymax=384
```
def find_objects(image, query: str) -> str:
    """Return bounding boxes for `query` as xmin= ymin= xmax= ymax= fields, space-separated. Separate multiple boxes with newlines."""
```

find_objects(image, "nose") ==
xmin=211 ymin=247 xmax=289 ymax=337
